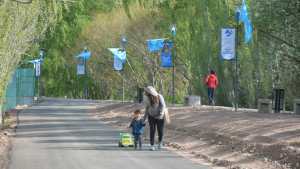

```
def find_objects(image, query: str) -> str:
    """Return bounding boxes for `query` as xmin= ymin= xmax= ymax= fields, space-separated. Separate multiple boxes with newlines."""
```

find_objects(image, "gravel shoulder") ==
xmin=92 ymin=103 xmax=300 ymax=169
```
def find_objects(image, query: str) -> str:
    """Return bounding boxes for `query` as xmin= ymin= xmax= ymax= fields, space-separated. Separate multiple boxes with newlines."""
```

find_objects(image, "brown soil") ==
xmin=91 ymin=103 xmax=300 ymax=169
xmin=0 ymin=131 xmax=10 ymax=169
xmin=0 ymin=108 xmax=19 ymax=169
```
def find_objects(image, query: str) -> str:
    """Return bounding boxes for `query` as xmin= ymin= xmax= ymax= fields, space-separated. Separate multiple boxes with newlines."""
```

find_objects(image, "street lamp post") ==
xmin=83 ymin=47 xmax=90 ymax=99
xmin=37 ymin=49 xmax=45 ymax=98
xmin=120 ymin=36 xmax=127 ymax=103
xmin=28 ymin=48 xmax=45 ymax=103
xmin=76 ymin=47 xmax=91 ymax=99
xmin=234 ymin=11 xmax=240 ymax=112
xmin=171 ymin=25 xmax=176 ymax=104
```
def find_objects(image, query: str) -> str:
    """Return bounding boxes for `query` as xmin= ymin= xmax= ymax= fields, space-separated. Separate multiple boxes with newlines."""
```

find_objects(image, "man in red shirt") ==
xmin=205 ymin=70 xmax=219 ymax=105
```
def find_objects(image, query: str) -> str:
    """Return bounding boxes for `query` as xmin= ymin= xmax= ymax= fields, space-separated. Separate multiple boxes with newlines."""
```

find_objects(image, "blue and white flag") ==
xmin=161 ymin=50 xmax=172 ymax=68
xmin=28 ymin=59 xmax=42 ymax=64
xmin=108 ymin=48 xmax=126 ymax=71
xmin=237 ymin=0 xmax=253 ymax=43
xmin=221 ymin=28 xmax=236 ymax=60
xmin=147 ymin=39 xmax=174 ymax=53
xmin=146 ymin=39 xmax=165 ymax=52
xmin=35 ymin=62 xmax=41 ymax=77
xmin=244 ymin=19 xmax=253 ymax=43
xmin=77 ymin=50 xmax=91 ymax=60
xmin=240 ymin=0 xmax=249 ymax=23
xmin=77 ymin=57 xmax=85 ymax=75
xmin=28 ymin=59 xmax=42 ymax=76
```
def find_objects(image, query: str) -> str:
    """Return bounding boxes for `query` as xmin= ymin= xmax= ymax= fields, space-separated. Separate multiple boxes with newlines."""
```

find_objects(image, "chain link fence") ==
xmin=1 ymin=68 xmax=35 ymax=126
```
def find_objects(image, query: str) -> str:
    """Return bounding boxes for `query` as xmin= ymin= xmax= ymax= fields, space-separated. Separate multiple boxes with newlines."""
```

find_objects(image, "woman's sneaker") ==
xmin=158 ymin=142 xmax=163 ymax=150
xmin=150 ymin=145 xmax=155 ymax=151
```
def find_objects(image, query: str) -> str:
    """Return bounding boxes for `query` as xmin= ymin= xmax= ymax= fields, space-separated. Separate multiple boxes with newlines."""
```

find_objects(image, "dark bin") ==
xmin=273 ymin=89 xmax=284 ymax=113
xmin=137 ymin=87 xmax=143 ymax=103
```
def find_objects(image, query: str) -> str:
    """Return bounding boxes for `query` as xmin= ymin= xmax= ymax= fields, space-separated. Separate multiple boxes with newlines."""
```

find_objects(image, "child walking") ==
xmin=129 ymin=109 xmax=145 ymax=149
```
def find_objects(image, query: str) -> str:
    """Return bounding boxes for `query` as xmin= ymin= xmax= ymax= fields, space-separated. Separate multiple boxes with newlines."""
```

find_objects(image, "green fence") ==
xmin=2 ymin=68 xmax=35 ymax=112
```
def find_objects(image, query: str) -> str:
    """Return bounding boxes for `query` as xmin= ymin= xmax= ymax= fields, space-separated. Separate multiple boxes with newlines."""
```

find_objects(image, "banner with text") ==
xmin=221 ymin=28 xmax=236 ymax=60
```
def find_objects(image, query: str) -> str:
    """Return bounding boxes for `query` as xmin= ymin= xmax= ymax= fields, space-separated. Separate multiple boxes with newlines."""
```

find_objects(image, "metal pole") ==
xmin=172 ymin=41 xmax=176 ymax=104
xmin=1 ymin=99 xmax=4 ymax=129
xmin=38 ymin=76 xmax=40 ymax=98
xmin=235 ymin=13 xmax=239 ymax=112
xmin=84 ymin=58 xmax=87 ymax=99
xmin=122 ymin=72 xmax=125 ymax=103
xmin=38 ymin=61 xmax=41 ymax=98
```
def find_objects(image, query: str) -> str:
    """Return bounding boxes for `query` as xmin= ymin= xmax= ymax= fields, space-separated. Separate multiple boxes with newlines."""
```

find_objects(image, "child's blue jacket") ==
xmin=130 ymin=119 xmax=145 ymax=135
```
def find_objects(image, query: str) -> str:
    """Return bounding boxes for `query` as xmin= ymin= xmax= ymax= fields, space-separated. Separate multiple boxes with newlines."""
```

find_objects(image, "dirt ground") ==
xmin=91 ymin=102 xmax=300 ymax=169
xmin=0 ymin=108 xmax=19 ymax=169
xmin=0 ymin=130 xmax=11 ymax=169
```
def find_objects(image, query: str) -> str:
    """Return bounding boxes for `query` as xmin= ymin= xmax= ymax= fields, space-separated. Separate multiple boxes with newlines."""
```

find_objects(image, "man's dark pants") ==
xmin=208 ymin=87 xmax=215 ymax=105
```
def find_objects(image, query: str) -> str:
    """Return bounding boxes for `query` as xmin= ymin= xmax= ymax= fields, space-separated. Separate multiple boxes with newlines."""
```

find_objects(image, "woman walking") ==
xmin=143 ymin=86 xmax=167 ymax=151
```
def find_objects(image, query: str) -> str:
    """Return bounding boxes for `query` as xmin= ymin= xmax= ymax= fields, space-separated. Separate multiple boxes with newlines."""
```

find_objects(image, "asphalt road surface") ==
xmin=9 ymin=99 xmax=210 ymax=169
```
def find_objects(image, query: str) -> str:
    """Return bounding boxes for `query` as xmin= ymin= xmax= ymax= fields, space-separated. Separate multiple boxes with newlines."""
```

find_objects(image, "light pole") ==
xmin=28 ymin=49 xmax=45 ymax=100
xmin=83 ymin=47 xmax=88 ymax=99
xmin=37 ymin=48 xmax=45 ymax=98
xmin=76 ymin=47 xmax=91 ymax=99
xmin=234 ymin=11 xmax=240 ymax=112
xmin=120 ymin=36 xmax=127 ymax=103
xmin=171 ymin=25 xmax=176 ymax=104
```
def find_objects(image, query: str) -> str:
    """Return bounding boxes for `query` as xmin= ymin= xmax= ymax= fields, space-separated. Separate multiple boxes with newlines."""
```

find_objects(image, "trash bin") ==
xmin=137 ymin=87 xmax=143 ymax=103
xmin=273 ymin=89 xmax=284 ymax=113
xmin=184 ymin=96 xmax=201 ymax=107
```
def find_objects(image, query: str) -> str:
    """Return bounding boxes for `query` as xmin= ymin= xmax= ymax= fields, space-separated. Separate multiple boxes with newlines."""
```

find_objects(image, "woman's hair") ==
xmin=147 ymin=93 xmax=159 ymax=106
xmin=210 ymin=70 xmax=215 ymax=74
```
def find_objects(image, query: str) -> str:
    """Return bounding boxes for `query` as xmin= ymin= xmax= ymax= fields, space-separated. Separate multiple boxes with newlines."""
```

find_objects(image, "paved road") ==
xmin=9 ymin=99 xmax=210 ymax=169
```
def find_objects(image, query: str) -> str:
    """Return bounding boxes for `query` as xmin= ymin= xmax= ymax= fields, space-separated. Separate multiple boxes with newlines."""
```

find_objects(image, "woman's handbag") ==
xmin=164 ymin=108 xmax=171 ymax=124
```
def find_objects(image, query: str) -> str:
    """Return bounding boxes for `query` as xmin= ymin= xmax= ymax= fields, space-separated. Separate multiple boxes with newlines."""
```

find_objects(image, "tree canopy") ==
xmin=1 ymin=0 xmax=299 ymax=109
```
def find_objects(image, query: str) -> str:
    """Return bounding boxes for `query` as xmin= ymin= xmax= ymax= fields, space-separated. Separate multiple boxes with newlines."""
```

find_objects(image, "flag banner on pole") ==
xmin=28 ymin=59 xmax=42 ymax=64
xmin=240 ymin=0 xmax=248 ymax=23
xmin=76 ymin=56 xmax=85 ymax=75
xmin=35 ymin=62 xmax=41 ymax=77
xmin=147 ymin=39 xmax=174 ymax=53
xmin=244 ymin=19 xmax=253 ymax=43
xmin=161 ymin=50 xmax=172 ymax=68
xmin=221 ymin=28 xmax=236 ymax=60
xmin=146 ymin=39 xmax=165 ymax=52
xmin=236 ymin=0 xmax=253 ymax=43
xmin=77 ymin=64 xmax=85 ymax=75
xmin=108 ymin=48 xmax=126 ymax=62
xmin=28 ymin=59 xmax=42 ymax=76
xmin=77 ymin=51 xmax=91 ymax=60
xmin=113 ymin=55 xmax=124 ymax=71
xmin=108 ymin=48 xmax=126 ymax=71
xmin=77 ymin=57 xmax=85 ymax=75
xmin=160 ymin=42 xmax=173 ymax=68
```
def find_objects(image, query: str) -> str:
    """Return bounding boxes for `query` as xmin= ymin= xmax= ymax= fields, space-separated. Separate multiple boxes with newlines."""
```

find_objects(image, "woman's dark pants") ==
xmin=148 ymin=116 xmax=164 ymax=146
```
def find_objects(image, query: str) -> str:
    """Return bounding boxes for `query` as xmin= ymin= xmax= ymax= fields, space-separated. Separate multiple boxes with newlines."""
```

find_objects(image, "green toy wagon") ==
xmin=118 ymin=133 xmax=134 ymax=147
